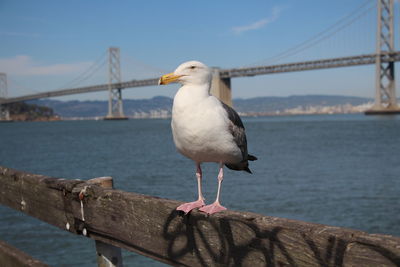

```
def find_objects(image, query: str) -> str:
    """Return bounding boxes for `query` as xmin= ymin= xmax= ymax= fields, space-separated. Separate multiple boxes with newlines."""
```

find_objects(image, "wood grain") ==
xmin=1 ymin=166 xmax=399 ymax=266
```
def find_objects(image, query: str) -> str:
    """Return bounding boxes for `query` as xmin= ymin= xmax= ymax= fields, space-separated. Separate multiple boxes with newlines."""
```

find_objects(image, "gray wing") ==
xmin=220 ymin=101 xmax=248 ymax=161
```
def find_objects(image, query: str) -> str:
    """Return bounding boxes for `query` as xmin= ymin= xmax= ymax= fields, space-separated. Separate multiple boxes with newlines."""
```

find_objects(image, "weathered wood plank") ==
xmin=1 ymin=166 xmax=400 ymax=266
xmin=0 ymin=239 xmax=50 ymax=267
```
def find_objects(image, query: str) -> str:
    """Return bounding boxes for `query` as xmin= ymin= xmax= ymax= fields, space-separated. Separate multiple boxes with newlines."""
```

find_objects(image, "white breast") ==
xmin=171 ymin=88 xmax=242 ymax=164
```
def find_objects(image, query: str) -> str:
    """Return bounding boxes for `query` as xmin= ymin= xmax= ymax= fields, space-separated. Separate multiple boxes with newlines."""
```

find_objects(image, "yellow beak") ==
xmin=158 ymin=72 xmax=183 ymax=85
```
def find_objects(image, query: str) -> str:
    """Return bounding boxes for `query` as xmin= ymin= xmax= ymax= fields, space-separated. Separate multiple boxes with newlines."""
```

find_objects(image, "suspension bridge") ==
xmin=1 ymin=0 xmax=399 ymax=120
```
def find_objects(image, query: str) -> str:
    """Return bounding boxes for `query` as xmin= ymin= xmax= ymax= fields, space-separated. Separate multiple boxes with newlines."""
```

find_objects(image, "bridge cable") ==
xmin=268 ymin=5 xmax=375 ymax=63
xmin=57 ymin=50 xmax=107 ymax=90
xmin=60 ymin=58 xmax=107 ymax=89
xmin=246 ymin=0 xmax=375 ymax=67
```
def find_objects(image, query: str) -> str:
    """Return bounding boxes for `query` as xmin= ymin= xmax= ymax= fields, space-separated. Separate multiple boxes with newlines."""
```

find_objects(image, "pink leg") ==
xmin=199 ymin=163 xmax=227 ymax=214
xmin=176 ymin=163 xmax=205 ymax=214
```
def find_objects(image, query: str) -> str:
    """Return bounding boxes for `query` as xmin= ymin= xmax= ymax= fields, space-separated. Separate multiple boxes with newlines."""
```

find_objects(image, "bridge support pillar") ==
xmin=210 ymin=68 xmax=232 ymax=107
xmin=104 ymin=47 xmax=128 ymax=120
xmin=0 ymin=105 xmax=10 ymax=122
xmin=366 ymin=0 xmax=400 ymax=114
xmin=0 ymin=73 xmax=12 ymax=122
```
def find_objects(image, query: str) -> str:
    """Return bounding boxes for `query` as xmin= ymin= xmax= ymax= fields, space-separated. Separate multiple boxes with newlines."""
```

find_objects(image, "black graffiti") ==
xmin=163 ymin=210 xmax=400 ymax=267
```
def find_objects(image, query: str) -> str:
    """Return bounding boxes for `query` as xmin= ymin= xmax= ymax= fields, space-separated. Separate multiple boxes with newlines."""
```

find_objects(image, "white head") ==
xmin=159 ymin=61 xmax=212 ymax=86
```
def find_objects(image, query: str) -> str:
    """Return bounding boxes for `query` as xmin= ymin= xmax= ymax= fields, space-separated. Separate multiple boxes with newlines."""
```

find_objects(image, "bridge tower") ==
xmin=105 ymin=47 xmax=128 ymax=120
xmin=367 ymin=0 xmax=400 ymax=114
xmin=211 ymin=68 xmax=233 ymax=107
xmin=0 ymin=73 xmax=11 ymax=121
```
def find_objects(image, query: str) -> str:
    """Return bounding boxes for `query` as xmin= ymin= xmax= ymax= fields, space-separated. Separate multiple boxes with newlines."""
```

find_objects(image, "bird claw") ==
xmin=199 ymin=201 xmax=227 ymax=214
xmin=176 ymin=199 xmax=205 ymax=214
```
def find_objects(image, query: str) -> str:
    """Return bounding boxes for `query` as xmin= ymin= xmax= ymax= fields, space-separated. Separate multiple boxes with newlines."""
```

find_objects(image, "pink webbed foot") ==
xmin=199 ymin=201 xmax=227 ymax=214
xmin=176 ymin=199 xmax=205 ymax=214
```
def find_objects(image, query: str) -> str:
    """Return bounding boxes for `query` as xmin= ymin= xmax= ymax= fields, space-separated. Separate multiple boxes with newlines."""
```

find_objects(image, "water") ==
xmin=0 ymin=114 xmax=399 ymax=266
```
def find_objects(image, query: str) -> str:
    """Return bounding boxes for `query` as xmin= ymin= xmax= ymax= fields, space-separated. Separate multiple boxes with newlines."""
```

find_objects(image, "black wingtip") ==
xmin=248 ymin=154 xmax=257 ymax=161
xmin=244 ymin=167 xmax=252 ymax=174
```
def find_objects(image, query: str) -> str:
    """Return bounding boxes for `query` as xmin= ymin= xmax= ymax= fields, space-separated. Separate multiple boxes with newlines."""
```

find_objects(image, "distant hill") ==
xmin=29 ymin=95 xmax=373 ymax=118
xmin=30 ymin=96 xmax=173 ymax=118
xmin=8 ymin=102 xmax=60 ymax=121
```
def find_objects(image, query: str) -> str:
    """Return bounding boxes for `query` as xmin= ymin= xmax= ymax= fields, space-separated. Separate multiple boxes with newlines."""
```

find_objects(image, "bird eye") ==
xmin=189 ymin=66 xmax=196 ymax=69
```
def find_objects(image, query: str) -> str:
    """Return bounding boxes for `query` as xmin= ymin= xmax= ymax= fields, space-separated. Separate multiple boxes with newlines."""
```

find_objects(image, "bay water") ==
xmin=0 ymin=114 xmax=399 ymax=266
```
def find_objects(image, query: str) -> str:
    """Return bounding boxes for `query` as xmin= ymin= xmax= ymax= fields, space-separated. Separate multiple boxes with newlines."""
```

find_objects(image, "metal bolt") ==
xmin=20 ymin=200 xmax=26 ymax=210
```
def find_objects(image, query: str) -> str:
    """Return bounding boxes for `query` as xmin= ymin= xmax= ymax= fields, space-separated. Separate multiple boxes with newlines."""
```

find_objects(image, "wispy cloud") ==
xmin=232 ymin=6 xmax=286 ymax=35
xmin=0 ymin=55 xmax=93 ymax=76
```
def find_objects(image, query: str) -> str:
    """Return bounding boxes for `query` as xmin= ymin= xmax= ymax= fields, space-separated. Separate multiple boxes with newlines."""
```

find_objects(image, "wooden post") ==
xmin=88 ymin=177 xmax=123 ymax=267
xmin=95 ymin=240 xmax=123 ymax=267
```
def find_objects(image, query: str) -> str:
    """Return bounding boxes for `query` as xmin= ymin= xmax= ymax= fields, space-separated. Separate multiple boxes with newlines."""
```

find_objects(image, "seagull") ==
xmin=159 ymin=61 xmax=257 ymax=214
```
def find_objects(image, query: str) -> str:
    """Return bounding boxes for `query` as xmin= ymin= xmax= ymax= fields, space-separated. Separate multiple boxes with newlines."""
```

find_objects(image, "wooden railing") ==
xmin=1 ymin=166 xmax=400 ymax=266
xmin=0 ymin=239 xmax=49 ymax=267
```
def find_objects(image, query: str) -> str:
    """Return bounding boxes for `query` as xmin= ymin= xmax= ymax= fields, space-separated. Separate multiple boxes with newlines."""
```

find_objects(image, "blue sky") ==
xmin=0 ymin=0 xmax=398 ymax=101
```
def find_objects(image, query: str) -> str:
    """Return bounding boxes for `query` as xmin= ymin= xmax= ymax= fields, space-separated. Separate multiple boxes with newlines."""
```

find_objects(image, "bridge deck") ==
xmin=1 ymin=52 xmax=400 ymax=105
